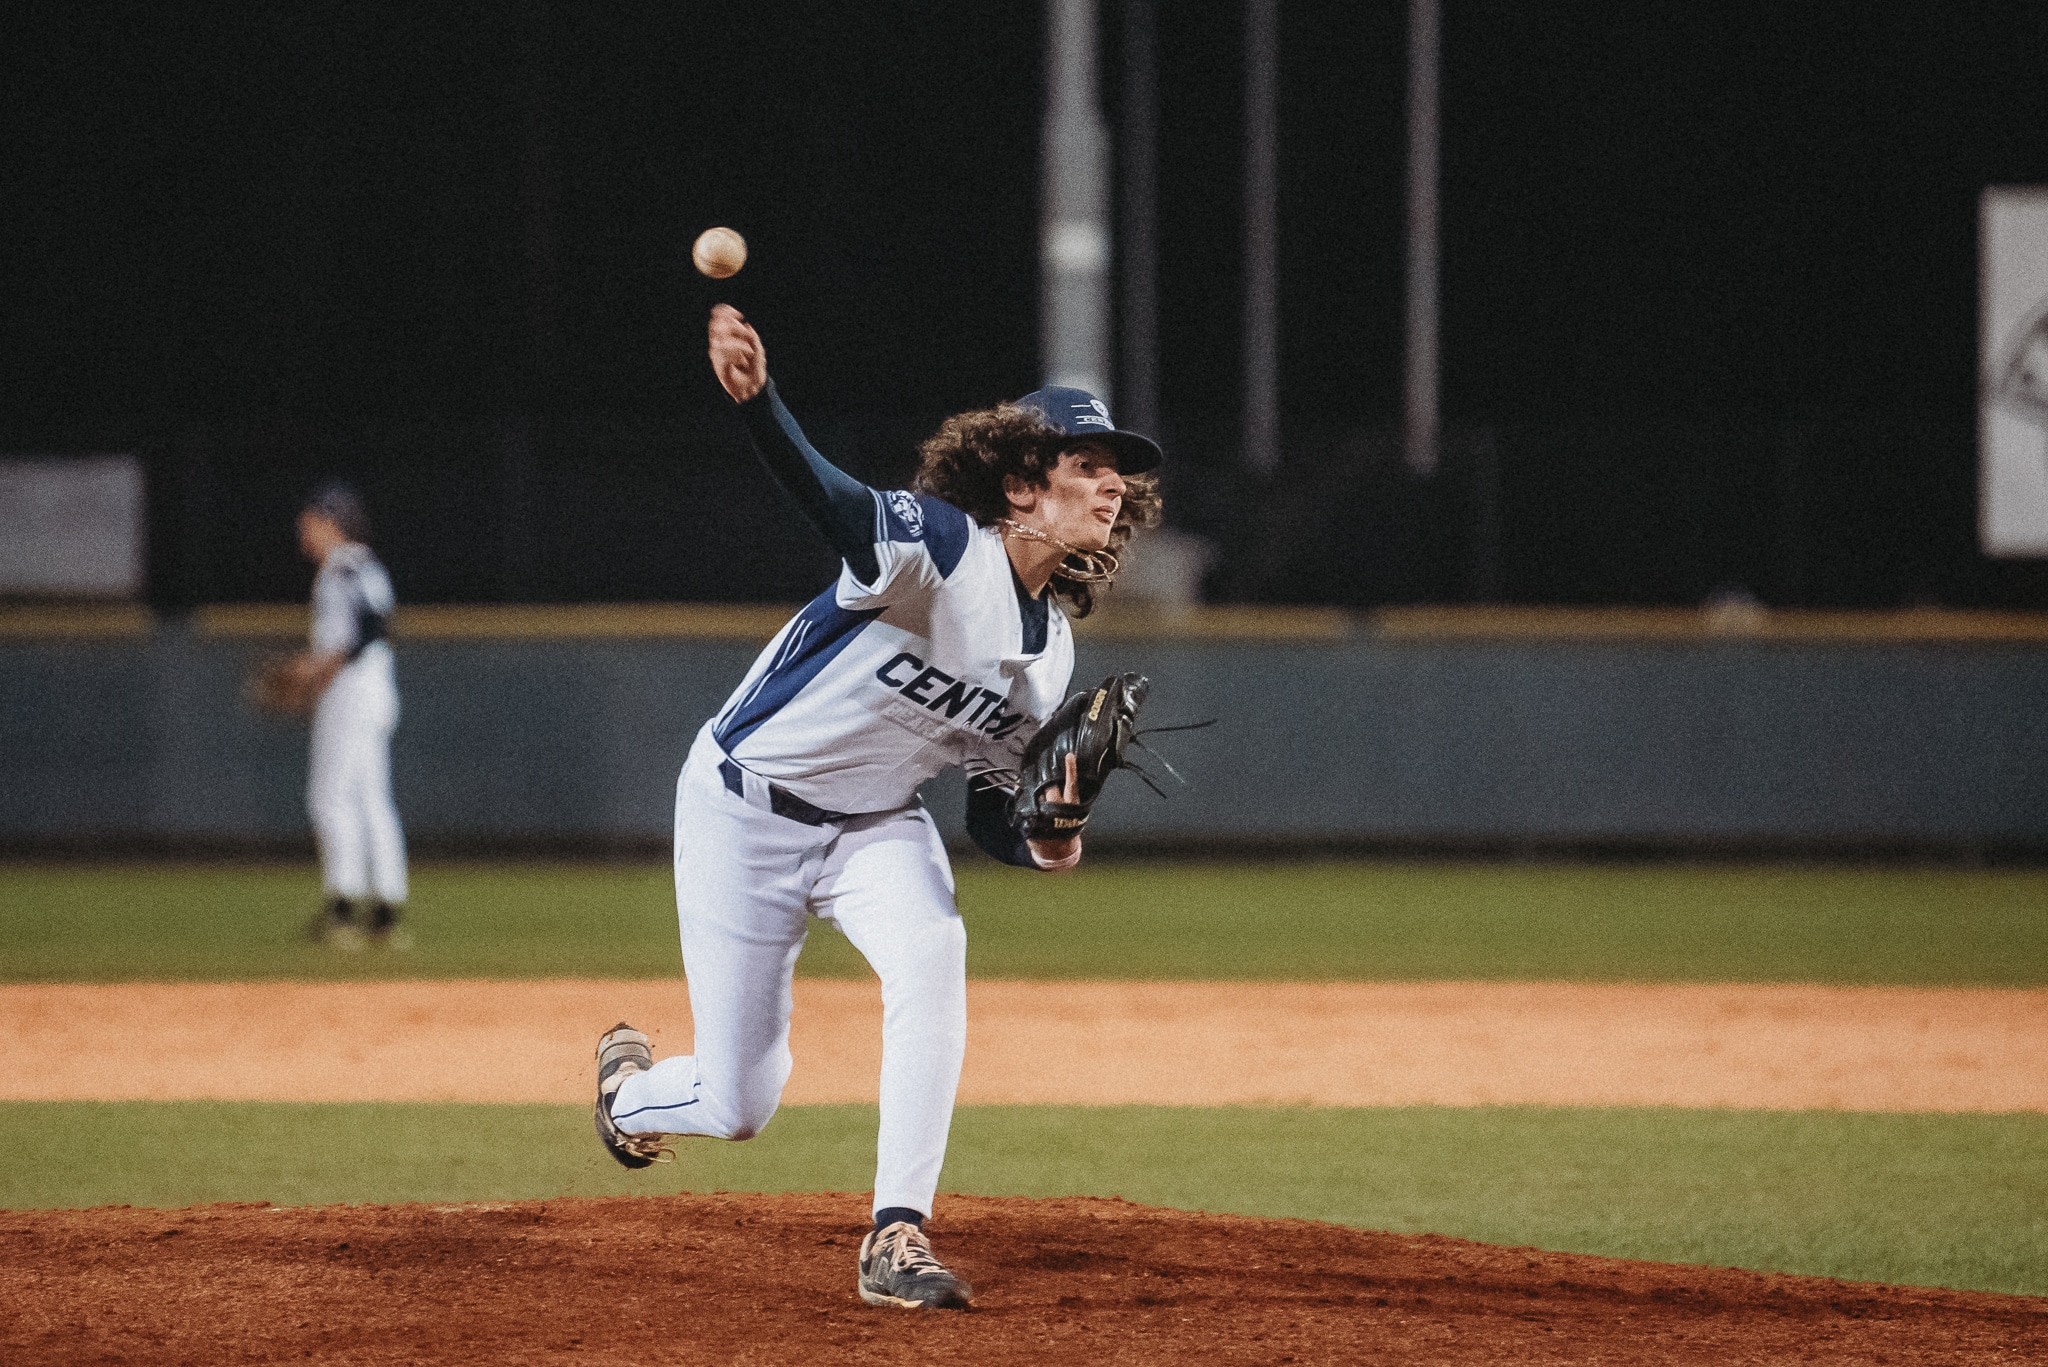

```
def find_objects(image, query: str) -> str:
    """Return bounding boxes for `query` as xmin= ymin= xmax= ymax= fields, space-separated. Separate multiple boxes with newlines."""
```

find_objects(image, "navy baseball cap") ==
xmin=303 ymin=479 xmax=370 ymax=542
xmin=1012 ymin=386 xmax=1163 ymax=474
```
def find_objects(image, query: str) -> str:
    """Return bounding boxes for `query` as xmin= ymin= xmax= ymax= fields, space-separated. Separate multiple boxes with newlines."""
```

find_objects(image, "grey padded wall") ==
xmin=4 ymin=626 xmax=2047 ymax=851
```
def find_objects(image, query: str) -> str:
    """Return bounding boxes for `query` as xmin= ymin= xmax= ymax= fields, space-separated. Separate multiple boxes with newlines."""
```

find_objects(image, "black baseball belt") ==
xmin=718 ymin=758 xmax=855 ymax=827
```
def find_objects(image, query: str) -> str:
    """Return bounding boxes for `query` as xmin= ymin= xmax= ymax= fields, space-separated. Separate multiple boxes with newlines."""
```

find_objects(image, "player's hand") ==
xmin=708 ymin=303 xmax=767 ymax=403
xmin=1024 ymin=753 xmax=1083 ymax=869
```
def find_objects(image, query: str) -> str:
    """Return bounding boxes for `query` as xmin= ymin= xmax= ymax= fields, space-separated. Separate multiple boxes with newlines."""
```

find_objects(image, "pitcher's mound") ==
xmin=3 ymin=1192 xmax=2040 ymax=1364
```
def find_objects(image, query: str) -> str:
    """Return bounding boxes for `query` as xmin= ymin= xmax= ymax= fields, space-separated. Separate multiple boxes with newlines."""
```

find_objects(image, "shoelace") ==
xmin=875 ymin=1223 xmax=949 ymax=1276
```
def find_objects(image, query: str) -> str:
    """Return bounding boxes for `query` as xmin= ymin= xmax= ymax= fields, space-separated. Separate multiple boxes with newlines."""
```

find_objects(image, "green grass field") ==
xmin=5 ymin=858 xmax=2047 ymax=984
xmin=4 ymin=1101 xmax=2042 ymax=1296
xmin=4 ymin=858 xmax=2045 ymax=1296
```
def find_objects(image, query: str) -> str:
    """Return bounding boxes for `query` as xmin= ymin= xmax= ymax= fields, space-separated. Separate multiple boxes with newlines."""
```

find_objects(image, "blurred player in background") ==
xmin=593 ymin=304 xmax=1162 ymax=1309
xmin=290 ymin=481 xmax=408 ymax=948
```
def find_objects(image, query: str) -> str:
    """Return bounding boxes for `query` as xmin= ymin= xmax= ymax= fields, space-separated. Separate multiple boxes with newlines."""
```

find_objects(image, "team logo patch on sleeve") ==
xmin=884 ymin=490 xmax=926 ymax=539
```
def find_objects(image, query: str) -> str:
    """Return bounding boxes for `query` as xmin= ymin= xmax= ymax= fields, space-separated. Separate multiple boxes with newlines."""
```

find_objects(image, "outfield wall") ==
xmin=5 ymin=611 xmax=2048 ymax=854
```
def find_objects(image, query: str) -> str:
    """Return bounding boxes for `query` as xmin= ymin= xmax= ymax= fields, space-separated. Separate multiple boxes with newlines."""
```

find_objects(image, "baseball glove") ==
xmin=246 ymin=653 xmax=316 ymax=718
xmin=1008 ymin=672 xmax=1152 ymax=841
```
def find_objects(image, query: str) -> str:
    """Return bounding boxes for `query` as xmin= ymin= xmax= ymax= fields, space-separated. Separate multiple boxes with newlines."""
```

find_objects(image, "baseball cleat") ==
xmin=306 ymin=899 xmax=359 ymax=947
xmin=857 ymin=1222 xmax=973 ymax=1310
xmin=593 ymin=1022 xmax=671 ymax=1169
xmin=367 ymin=904 xmax=412 ymax=951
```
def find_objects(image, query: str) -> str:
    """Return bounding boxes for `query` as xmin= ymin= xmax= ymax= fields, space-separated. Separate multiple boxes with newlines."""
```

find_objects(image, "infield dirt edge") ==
xmin=5 ymin=977 xmax=2045 ymax=1111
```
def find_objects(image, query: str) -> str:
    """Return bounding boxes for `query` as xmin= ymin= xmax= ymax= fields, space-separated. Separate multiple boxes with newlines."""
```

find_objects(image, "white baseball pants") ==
xmin=307 ymin=645 xmax=407 ymax=906
xmin=610 ymin=725 xmax=968 ymax=1220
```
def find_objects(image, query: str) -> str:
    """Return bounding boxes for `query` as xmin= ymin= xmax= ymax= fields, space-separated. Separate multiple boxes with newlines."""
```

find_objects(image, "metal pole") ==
xmin=518 ymin=0 xmax=560 ymax=393
xmin=1403 ymin=0 xmax=1440 ymax=477
xmin=1042 ymin=0 xmax=1112 ymax=399
xmin=507 ymin=0 xmax=555 ymax=604
xmin=1119 ymin=0 xmax=1159 ymax=437
xmin=1243 ymin=0 xmax=1279 ymax=476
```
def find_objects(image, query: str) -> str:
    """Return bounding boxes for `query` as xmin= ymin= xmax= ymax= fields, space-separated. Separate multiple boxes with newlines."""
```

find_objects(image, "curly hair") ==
xmin=911 ymin=404 xmax=1161 ymax=618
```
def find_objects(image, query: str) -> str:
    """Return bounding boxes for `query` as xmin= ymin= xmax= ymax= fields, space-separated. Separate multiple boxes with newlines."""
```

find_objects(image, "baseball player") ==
xmin=594 ymin=304 xmax=1162 ymax=1309
xmin=291 ymin=482 xmax=408 ymax=947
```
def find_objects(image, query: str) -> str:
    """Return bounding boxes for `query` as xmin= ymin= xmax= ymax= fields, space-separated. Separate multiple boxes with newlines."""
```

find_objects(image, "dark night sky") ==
xmin=10 ymin=0 xmax=2045 ymax=427
xmin=7 ymin=2 xmax=2048 ymax=606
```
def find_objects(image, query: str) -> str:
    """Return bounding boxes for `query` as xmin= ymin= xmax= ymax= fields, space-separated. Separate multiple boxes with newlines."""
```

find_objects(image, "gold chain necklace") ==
xmin=998 ymin=518 xmax=1120 ymax=583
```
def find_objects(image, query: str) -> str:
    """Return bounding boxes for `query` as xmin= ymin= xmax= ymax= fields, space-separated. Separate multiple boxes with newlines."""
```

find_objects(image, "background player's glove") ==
xmin=1009 ymin=672 xmax=1150 ymax=841
xmin=246 ymin=653 xmax=317 ymax=718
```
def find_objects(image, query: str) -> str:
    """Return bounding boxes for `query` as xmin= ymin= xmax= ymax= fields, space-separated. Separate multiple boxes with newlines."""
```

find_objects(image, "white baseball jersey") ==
xmin=311 ymin=542 xmax=395 ymax=665
xmin=713 ymin=490 xmax=1074 ymax=814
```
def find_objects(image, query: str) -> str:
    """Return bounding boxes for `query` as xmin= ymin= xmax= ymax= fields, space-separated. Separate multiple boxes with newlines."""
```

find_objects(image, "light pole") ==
xmin=1042 ymin=0 xmax=1113 ymax=399
xmin=1119 ymin=0 xmax=1160 ymax=437
xmin=1404 ymin=0 xmax=1441 ymax=477
xmin=1243 ymin=0 xmax=1280 ymax=476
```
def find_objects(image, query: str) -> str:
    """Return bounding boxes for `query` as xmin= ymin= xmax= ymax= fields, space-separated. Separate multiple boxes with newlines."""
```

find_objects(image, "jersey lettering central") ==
xmin=712 ymin=491 xmax=1074 ymax=813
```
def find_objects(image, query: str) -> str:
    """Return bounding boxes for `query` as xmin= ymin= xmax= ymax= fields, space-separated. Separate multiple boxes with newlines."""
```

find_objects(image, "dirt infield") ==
xmin=3 ymin=1194 xmax=2041 ymax=1365
xmin=5 ymin=979 xmax=2045 ymax=1110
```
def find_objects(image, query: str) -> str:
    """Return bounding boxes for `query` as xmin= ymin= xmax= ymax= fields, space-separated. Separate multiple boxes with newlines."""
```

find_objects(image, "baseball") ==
xmin=692 ymin=226 xmax=747 ymax=279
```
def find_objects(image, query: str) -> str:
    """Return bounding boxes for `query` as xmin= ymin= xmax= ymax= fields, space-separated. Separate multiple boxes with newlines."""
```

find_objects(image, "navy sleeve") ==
xmin=965 ymin=777 xmax=1038 ymax=869
xmin=736 ymin=380 xmax=881 ymax=583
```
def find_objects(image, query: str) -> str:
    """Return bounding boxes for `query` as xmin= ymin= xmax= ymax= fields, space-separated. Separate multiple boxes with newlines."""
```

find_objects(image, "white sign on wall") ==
xmin=0 ymin=455 xmax=146 ymax=597
xmin=1981 ymin=187 xmax=2048 ymax=556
